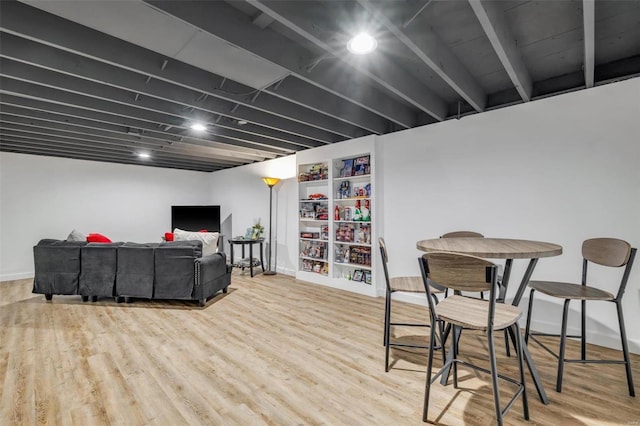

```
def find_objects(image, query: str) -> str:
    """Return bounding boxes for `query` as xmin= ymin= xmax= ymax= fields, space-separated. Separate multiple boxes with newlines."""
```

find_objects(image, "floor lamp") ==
xmin=262 ymin=177 xmax=280 ymax=275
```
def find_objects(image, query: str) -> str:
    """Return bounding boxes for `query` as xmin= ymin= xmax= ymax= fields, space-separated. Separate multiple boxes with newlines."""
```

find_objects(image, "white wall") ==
xmin=206 ymin=155 xmax=298 ymax=274
xmin=0 ymin=153 xmax=211 ymax=280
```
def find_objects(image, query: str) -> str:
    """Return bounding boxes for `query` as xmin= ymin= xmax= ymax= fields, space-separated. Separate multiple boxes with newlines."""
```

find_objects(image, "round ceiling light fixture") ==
xmin=347 ymin=32 xmax=377 ymax=55
xmin=137 ymin=152 xmax=151 ymax=159
xmin=190 ymin=122 xmax=207 ymax=132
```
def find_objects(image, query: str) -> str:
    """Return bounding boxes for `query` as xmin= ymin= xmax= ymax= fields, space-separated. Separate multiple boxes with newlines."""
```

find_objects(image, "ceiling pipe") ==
xmin=403 ymin=0 xmax=434 ymax=28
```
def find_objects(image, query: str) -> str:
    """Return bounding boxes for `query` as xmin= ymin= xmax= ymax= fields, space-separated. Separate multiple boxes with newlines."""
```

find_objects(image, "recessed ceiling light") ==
xmin=347 ymin=32 xmax=377 ymax=55
xmin=237 ymin=120 xmax=248 ymax=125
xmin=190 ymin=122 xmax=207 ymax=131
xmin=137 ymin=152 xmax=151 ymax=159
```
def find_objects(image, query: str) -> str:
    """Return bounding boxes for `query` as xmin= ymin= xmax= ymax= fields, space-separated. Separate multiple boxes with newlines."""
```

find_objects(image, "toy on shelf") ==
xmin=361 ymin=199 xmax=371 ymax=222
xmin=336 ymin=181 xmax=350 ymax=199
xmin=353 ymin=200 xmax=362 ymax=221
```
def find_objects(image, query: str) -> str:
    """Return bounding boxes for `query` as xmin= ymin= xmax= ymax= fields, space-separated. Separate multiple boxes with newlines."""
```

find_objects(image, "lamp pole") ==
xmin=262 ymin=177 xmax=280 ymax=275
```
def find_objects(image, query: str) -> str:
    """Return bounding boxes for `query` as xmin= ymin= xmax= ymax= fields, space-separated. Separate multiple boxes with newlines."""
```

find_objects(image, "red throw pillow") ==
xmin=86 ymin=233 xmax=112 ymax=243
xmin=164 ymin=232 xmax=174 ymax=241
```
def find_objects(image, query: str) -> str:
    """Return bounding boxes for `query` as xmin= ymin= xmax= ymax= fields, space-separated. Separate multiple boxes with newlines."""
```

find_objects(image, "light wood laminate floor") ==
xmin=1 ymin=272 xmax=638 ymax=425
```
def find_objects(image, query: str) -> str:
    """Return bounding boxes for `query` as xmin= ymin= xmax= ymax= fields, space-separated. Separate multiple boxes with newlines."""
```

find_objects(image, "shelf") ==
xmin=334 ymin=174 xmax=371 ymax=182
xmin=334 ymin=241 xmax=371 ymax=247
xmin=334 ymin=262 xmax=372 ymax=270
xmin=334 ymin=197 xmax=370 ymax=202
xmin=299 ymin=270 xmax=329 ymax=276
xmin=299 ymin=219 xmax=329 ymax=222
xmin=334 ymin=220 xmax=372 ymax=224
xmin=298 ymin=179 xmax=328 ymax=185
xmin=299 ymin=256 xmax=328 ymax=262
xmin=299 ymin=198 xmax=329 ymax=202
xmin=299 ymin=238 xmax=328 ymax=242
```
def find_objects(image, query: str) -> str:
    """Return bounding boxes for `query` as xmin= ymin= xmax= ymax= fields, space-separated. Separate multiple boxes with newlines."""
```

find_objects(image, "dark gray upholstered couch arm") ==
xmin=33 ymin=239 xmax=87 ymax=298
xmin=195 ymin=252 xmax=231 ymax=302
xmin=154 ymin=240 xmax=202 ymax=300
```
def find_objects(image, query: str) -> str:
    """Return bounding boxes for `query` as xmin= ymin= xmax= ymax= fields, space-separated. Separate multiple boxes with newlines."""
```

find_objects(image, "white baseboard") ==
xmin=276 ymin=266 xmax=296 ymax=276
xmin=0 ymin=271 xmax=34 ymax=282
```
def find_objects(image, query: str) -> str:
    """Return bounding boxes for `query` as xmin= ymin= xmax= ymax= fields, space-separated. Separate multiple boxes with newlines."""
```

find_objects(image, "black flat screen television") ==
xmin=171 ymin=205 xmax=221 ymax=232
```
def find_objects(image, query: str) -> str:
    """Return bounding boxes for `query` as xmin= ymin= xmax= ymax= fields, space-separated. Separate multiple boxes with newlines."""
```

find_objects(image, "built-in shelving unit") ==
xmin=296 ymin=142 xmax=377 ymax=297
xmin=297 ymin=162 xmax=330 ymax=276
xmin=331 ymin=154 xmax=373 ymax=285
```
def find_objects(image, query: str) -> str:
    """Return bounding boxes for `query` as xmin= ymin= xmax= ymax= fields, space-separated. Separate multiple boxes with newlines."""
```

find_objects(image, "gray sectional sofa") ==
xmin=33 ymin=239 xmax=231 ymax=306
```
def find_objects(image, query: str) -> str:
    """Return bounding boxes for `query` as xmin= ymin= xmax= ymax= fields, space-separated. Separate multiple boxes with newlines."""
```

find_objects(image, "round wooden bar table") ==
xmin=416 ymin=238 xmax=562 ymax=305
xmin=416 ymin=237 xmax=563 ymax=404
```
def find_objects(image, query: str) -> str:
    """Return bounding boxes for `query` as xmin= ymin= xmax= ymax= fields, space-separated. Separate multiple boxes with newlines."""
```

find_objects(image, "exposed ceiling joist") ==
xmin=0 ymin=94 xmax=279 ymax=161
xmin=359 ymin=0 xmax=487 ymax=112
xmin=583 ymin=0 xmax=595 ymax=88
xmin=252 ymin=12 xmax=275 ymax=29
xmin=0 ymin=112 xmax=253 ymax=165
xmin=0 ymin=138 xmax=221 ymax=172
xmin=468 ymin=0 xmax=533 ymax=102
xmin=0 ymin=36 xmax=335 ymax=147
xmin=0 ymin=106 xmax=266 ymax=163
xmin=0 ymin=70 xmax=305 ymax=153
xmin=0 ymin=130 xmax=225 ymax=169
xmin=264 ymin=76 xmax=396 ymax=134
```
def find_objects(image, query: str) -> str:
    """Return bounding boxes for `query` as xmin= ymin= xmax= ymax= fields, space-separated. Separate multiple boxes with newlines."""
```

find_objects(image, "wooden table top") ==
xmin=416 ymin=237 xmax=562 ymax=259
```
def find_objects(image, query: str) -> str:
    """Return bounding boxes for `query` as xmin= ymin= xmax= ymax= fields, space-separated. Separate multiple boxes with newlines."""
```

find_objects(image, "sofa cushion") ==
xmin=33 ymin=239 xmax=86 ymax=295
xmin=159 ymin=240 xmax=203 ymax=258
xmin=79 ymin=242 xmax=123 ymax=297
xmin=173 ymin=228 xmax=218 ymax=256
xmin=116 ymin=243 xmax=158 ymax=299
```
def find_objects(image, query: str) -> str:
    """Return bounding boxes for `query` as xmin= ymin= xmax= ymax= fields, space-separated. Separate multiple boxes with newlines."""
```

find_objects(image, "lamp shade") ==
xmin=262 ymin=177 xmax=280 ymax=187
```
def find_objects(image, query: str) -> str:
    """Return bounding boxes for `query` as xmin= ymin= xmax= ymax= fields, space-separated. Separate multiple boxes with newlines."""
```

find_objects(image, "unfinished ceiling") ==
xmin=1 ymin=0 xmax=639 ymax=172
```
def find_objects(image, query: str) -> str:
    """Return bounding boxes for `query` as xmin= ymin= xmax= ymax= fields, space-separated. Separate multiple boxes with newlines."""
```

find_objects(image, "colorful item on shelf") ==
xmin=337 ymin=181 xmax=350 ymax=199
xmin=300 ymin=232 xmax=319 ymax=239
xmin=308 ymin=193 xmax=327 ymax=200
xmin=353 ymin=155 xmax=370 ymax=176
xmin=353 ymin=200 xmax=362 ymax=221
xmin=362 ymin=199 xmax=371 ymax=222
xmin=340 ymin=159 xmax=354 ymax=177
xmin=298 ymin=163 xmax=328 ymax=182
xmin=336 ymin=223 xmax=355 ymax=242
xmin=320 ymin=225 xmax=329 ymax=240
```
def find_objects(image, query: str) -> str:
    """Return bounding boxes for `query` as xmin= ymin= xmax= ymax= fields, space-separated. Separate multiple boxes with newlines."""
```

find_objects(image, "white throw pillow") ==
xmin=173 ymin=228 xmax=219 ymax=256
xmin=66 ymin=229 xmax=86 ymax=242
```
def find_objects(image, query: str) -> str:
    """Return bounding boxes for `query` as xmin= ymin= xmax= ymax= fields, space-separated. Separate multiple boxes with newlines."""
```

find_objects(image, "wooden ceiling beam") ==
xmin=468 ymin=0 xmax=533 ymax=102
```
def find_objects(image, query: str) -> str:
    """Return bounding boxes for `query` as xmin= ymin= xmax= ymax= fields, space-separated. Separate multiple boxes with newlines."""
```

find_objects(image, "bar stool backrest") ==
xmin=582 ymin=238 xmax=632 ymax=267
xmin=422 ymin=252 xmax=496 ymax=293
xmin=441 ymin=231 xmax=484 ymax=238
